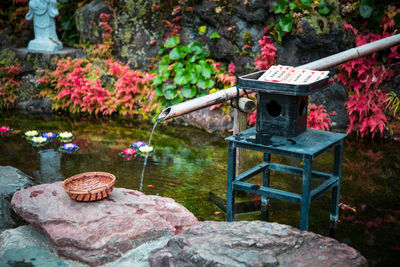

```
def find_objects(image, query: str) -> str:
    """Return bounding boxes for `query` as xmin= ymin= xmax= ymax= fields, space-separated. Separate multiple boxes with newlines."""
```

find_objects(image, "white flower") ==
xmin=25 ymin=130 xmax=38 ymax=137
xmin=59 ymin=132 xmax=73 ymax=139
xmin=32 ymin=136 xmax=47 ymax=143
xmin=139 ymin=145 xmax=153 ymax=153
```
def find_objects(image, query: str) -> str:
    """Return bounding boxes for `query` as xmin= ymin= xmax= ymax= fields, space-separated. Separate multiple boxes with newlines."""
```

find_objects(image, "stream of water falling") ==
xmin=139 ymin=120 xmax=159 ymax=191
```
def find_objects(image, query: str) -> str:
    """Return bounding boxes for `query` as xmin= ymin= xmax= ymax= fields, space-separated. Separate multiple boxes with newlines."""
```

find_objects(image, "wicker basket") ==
xmin=62 ymin=172 xmax=116 ymax=202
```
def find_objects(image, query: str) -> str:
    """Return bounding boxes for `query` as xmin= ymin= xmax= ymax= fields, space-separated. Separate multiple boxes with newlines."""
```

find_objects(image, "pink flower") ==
xmin=123 ymin=148 xmax=137 ymax=156
xmin=0 ymin=126 xmax=11 ymax=132
xmin=243 ymin=45 xmax=251 ymax=49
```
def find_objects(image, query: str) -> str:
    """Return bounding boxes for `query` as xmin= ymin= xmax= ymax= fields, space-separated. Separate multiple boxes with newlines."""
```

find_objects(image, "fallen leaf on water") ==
xmin=147 ymin=185 xmax=155 ymax=188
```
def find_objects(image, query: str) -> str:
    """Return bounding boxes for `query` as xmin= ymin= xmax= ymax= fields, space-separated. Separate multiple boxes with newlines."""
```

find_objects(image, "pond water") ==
xmin=1 ymin=111 xmax=399 ymax=266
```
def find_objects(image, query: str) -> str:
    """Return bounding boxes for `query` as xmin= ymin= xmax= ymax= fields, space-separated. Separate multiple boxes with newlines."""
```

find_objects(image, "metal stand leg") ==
xmin=330 ymin=141 xmax=343 ymax=223
xmin=226 ymin=142 xmax=237 ymax=221
xmin=261 ymin=153 xmax=270 ymax=221
xmin=300 ymin=155 xmax=312 ymax=230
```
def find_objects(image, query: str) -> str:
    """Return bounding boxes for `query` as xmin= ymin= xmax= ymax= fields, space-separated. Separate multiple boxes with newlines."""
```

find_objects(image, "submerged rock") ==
xmin=0 ymin=246 xmax=68 ymax=267
xmin=0 ymin=166 xmax=35 ymax=231
xmin=149 ymin=221 xmax=368 ymax=267
xmin=0 ymin=225 xmax=56 ymax=257
xmin=11 ymin=182 xmax=198 ymax=265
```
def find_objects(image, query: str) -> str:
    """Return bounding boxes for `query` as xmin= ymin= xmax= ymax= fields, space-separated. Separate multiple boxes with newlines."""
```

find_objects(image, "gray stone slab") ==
xmin=149 ymin=221 xmax=368 ymax=267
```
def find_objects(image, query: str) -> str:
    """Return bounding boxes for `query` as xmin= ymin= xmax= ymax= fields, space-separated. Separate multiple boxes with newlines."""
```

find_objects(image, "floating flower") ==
xmin=59 ymin=143 xmax=79 ymax=153
xmin=58 ymin=131 xmax=73 ymax=139
xmin=24 ymin=130 xmax=38 ymax=138
xmin=31 ymin=136 xmax=47 ymax=144
xmin=119 ymin=148 xmax=137 ymax=160
xmin=139 ymin=145 xmax=153 ymax=154
xmin=0 ymin=126 xmax=12 ymax=133
xmin=130 ymin=141 xmax=146 ymax=149
xmin=42 ymin=132 xmax=56 ymax=139
xmin=57 ymin=131 xmax=74 ymax=142
xmin=0 ymin=126 xmax=12 ymax=136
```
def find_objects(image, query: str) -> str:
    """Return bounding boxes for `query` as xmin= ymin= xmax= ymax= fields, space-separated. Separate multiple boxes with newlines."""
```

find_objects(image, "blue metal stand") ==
xmin=225 ymin=127 xmax=346 ymax=231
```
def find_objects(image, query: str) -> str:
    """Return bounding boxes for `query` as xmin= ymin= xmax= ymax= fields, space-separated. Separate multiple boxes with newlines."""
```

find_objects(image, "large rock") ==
xmin=11 ymin=182 xmax=198 ymax=265
xmin=149 ymin=221 xmax=368 ymax=267
xmin=0 ymin=166 xmax=35 ymax=230
xmin=75 ymin=0 xmax=113 ymax=44
xmin=180 ymin=107 xmax=232 ymax=133
xmin=0 ymin=225 xmax=168 ymax=267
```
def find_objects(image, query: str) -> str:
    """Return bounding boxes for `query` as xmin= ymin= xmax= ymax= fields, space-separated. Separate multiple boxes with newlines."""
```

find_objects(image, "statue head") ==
xmin=26 ymin=0 xmax=59 ymax=20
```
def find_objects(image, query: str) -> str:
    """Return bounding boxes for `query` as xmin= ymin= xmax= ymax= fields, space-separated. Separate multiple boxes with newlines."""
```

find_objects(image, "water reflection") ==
xmin=0 ymin=111 xmax=399 ymax=266
xmin=33 ymin=149 xmax=64 ymax=183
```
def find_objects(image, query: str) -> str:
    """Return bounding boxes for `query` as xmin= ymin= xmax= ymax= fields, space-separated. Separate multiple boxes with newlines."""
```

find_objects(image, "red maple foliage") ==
xmin=254 ymin=27 xmax=277 ymax=71
xmin=0 ymin=64 xmax=21 ymax=110
xmin=307 ymin=104 xmax=332 ymax=131
xmin=337 ymin=10 xmax=399 ymax=138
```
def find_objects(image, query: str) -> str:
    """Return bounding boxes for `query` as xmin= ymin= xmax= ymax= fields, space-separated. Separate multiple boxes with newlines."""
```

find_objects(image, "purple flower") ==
xmin=60 ymin=143 xmax=79 ymax=151
xmin=131 ymin=141 xmax=146 ymax=148
xmin=42 ymin=132 xmax=56 ymax=138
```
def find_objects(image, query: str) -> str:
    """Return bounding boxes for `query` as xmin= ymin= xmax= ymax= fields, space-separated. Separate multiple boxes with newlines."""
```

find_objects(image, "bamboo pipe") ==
xmin=157 ymin=34 xmax=400 ymax=121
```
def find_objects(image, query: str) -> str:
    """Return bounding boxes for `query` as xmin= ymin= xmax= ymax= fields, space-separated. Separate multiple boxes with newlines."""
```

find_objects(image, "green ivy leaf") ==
xmin=188 ymin=54 xmax=198 ymax=63
xmin=160 ymin=55 xmax=169 ymax=66
xmin=171 ymin=94 xmax=184 ymax=105
xmin=210 ymin=32 xmax=220 ymax=39
xmin=197 ymin=78 xmax=207 ymax=89
xmin=165 ymin=35 xmax=180 ymax=48
xmin=169 ymin=47 xmax=180 ymax=60
xmin=198 ymin=89 xmax=208 ymax=97
xmin=152 ymin=75 xmax=163 ymax=85
xmin=155 ymin=86 xmax=163 ymax=97
xmin=181 ymin=85 xmax=197 ymax=98
xmin=198 ymin=26 xmax=207 ymax=35
xmin=318 ymin=0 xmax=331 ymax=15
xmin=163 ymin=89 xmax=176 ymax=100
xmin=161 ymin=70 xmax=170 ymax=81
xmin=173 ymin=62 xmax=184 ymax=71
xmin=174 ymin=70 xmax=191 ymax=85
xmin=189 ymin=42 xmax=203 ymax=54
xmin=278 ymin=15 xmax=293 ymax=33
xmin=197 ymin=78 xmax=215 ymax=89
xmin=300 ymin=0 xmax=312 ymax=7
xmin=164 ymin=83 xmax=177 ymax=91
xmin=289 ymin=2 xmax=297 ymax=10
xmin=205 ymin=79 xmax=215 ymax=89
xmin=189 ymin=71 xmax=199 ymax=84
xmin=272 ymin=0 xmax=288 ymax=14
xmin=169 ymin=46 xmax=188 ymax=60
xmin=201 ymin=67 xmax=211 ymax=79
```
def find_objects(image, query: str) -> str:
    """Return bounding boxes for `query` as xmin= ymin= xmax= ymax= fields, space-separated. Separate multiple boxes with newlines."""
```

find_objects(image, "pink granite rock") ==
xmin=11 ymin=182 xmax=198 ymax=265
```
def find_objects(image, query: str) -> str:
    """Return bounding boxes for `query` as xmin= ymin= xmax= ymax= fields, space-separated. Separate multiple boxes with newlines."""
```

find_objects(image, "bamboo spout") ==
xmin=157 ymin=34 xmax=400 ymax=121
xmin=157 ymin=87 xmax=247 ymax=121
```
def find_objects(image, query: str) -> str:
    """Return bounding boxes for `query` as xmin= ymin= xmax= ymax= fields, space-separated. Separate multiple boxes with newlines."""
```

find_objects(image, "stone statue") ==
xmin=26 ymin=0 xmax=63 ymax=52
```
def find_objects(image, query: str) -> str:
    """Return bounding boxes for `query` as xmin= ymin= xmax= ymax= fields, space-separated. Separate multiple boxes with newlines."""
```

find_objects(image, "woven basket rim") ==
xmin=62 ymin=171 xmax=116 ymax=194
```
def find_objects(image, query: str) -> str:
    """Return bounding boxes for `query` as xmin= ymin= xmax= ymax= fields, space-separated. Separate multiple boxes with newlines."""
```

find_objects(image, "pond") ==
xmin=1 ymin=111 xmax=399 ymax=266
